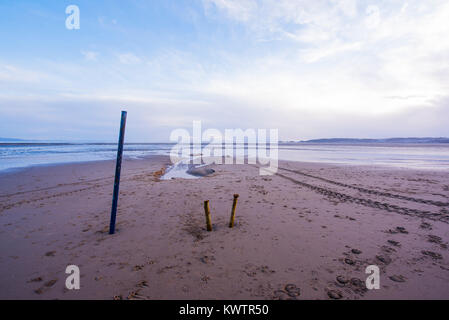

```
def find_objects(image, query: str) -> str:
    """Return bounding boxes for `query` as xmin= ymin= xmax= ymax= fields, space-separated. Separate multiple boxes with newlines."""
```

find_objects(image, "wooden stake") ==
xmin=229 ymin=194 xmax=239 ymax=228
xmin=204 ymin=200 xmax=212 ymax=231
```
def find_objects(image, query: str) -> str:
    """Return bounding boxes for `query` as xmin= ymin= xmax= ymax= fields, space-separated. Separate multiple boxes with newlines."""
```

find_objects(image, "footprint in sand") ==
xmin=199 ymin=255 xmax=216 ymax=264
xmin=126 ymin=289 xmax=148 ymax=300
xmin=387 ymin=240 xmax=401 ymax=247
xmin=132 ymin=265 xmax=144 ymax=271
xmin=427 ymin=235 xmax=448 ymax=249
xmin=273 ymin=285 xmax=300 ymax=300
xmin=284 ymin=284 xmax=301 ymax=297
xmin=28 ymin=277 xmax=43 ymax=283
xmin=244 ymin=264 xmax=275 ymax=277
xmin=335 ymin=275 xmax=349 ymax=287
xmin=273 ymin=290 xmax=292 ymax=300
xmin=421 ymin=250 xmax=443 ymax=260
xmin=136 ymin=280 xmax=148 ymax=288
xmin=376 ymin=255 xmax=392 ymax=265
xmin=420 ymin=222 xmax=432 ymax=230
xmin=44 ymin=279 xmax=58 ymax=287
xmin=34 ymin=288 xmax=44 ymax=295
xmin=428 ymin=235 xmax=443 ymax=244
xmin=327 ymin=289 xmax=343 ymax=299
xmin=349 ymin=278 xmax=367 ymax=295
xmin=386 ymin=226 xmax=409 ymax=234
xmin=381 ymin=245 xmax=396 ymax=254
xmin=389 ymin=275 xmax=406 ymax=283
xmin=395 ymin=226 xmax=408 ymax=234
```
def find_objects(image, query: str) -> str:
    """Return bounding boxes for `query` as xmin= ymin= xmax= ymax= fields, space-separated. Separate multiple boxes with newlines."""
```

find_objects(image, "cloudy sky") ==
xmin=1 ymin=0 xmax=449 ymax=141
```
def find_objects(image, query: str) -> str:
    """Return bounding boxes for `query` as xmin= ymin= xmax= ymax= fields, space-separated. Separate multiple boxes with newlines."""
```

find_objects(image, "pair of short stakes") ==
xmin=204 ymin=194 xmax=239 ymax=231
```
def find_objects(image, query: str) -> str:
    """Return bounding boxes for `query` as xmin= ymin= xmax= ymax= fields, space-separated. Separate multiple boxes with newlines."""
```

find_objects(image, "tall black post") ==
xmin=109 ymin=111 xmax=127 ymax=234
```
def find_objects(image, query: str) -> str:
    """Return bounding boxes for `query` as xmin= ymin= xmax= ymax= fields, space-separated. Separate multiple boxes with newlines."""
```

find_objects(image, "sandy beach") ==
xmin=0 ymin=156 xmax=448 ymax=300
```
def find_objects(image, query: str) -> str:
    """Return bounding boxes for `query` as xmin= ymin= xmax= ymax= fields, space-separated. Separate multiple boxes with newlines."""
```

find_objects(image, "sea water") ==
xmin=1 ymin=142 xmax=449 ymax=173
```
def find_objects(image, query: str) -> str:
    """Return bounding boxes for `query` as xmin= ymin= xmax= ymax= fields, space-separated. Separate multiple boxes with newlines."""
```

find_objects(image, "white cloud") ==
xmin=117 ymin=53 xmax=142 ymax=65
xmin=0 ymin=64 xmax=64 ymax=84
xmin=81 ymin=50 xmax=99 ymax=61
xmin=203 ymin=0 xmax=257 ymax=22
xmin=299 ymin=40 xmax=362 ymax=63
xmin=335 ymin=0 xmax=358 ymax=18
xmin=200 ymin=0 xmax=449 ymax=116
xmin=365 ymin=5 xmax=380 ymax=29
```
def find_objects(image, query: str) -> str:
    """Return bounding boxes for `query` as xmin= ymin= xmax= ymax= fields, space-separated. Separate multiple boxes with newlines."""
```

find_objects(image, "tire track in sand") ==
xmin=278 ymin=167 xmax=449 ymax=207
xmin=0 ymin=169 xmax=162 ymax=213
xmin=267 ymin=167 xmax=449 ymax=224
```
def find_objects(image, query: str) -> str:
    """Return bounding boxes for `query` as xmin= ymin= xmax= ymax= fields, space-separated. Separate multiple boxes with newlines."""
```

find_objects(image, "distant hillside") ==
xmin=0 ymin=137 xmax=25 ymax=142
xmin=301 ymin=137 xmax=449 ymax=144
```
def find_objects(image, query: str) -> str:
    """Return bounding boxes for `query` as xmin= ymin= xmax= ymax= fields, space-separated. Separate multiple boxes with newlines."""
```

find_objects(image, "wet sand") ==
xmin=0 ymin=156 xmax=449 ymax=299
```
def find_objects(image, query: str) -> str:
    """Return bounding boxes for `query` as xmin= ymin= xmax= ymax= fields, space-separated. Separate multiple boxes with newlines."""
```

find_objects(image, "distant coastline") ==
xmin=2 ymin=137 xmax=449 ymax=145
xmin=286 ymin=137 xmax=449 ymax=144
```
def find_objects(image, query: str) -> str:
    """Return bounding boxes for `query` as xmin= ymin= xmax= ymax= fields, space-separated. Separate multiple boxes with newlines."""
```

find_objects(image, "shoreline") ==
xmin=3 ymin=153 xmax=449 ymax=179
xmin=0 ymin=156 xmax=448 ymax=299
xmin=2 ymin=142 xmax=449 ymax=174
